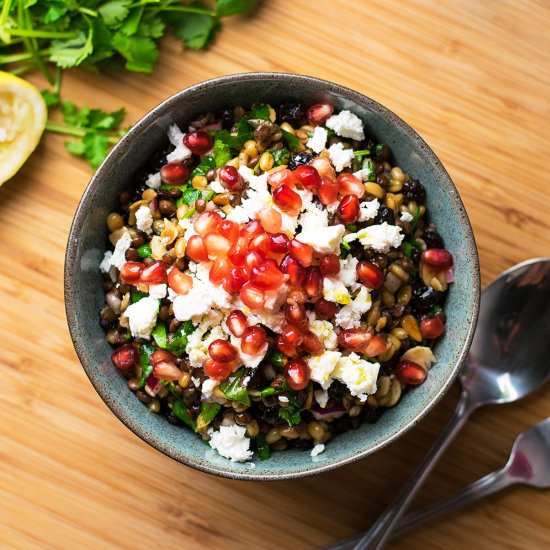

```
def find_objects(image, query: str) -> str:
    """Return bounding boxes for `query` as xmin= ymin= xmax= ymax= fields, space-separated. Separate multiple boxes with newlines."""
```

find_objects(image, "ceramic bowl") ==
xmin=65 ymin=73 xmax=479 ymax=480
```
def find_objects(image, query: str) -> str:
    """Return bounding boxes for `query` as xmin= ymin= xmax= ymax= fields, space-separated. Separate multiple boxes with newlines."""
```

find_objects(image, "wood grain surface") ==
xmin=2 ymin=1 xmax=550 ymax=548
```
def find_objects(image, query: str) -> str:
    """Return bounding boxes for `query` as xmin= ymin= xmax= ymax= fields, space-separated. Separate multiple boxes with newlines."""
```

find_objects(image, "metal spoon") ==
xmin=326 ymin=257 xmax=550 ymax=550
xmin=326 ymin=417 xmax=550 ymax=549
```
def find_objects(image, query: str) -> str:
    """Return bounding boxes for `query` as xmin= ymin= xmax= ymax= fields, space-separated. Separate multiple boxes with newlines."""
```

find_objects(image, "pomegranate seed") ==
xmin=209 ymin=339 xmax=237 ymax=362
xmin=160 ymin=162 xmax=189 ymax=185
xmin=300 ymin=330 xmax=324 ymax=354
xmin=319 ymin=253 xmax=341 ymax=277
xmin=168 ymin=268 xmax=193 ymax=295
xmin=314 ymin=298 xmax=339 ymax=319
xmin=276 ymin=335 xmax=298 ymax=358
xmin=421 ymin=249 xmax=453 ymax=271
xmin=356 ymin=261 xmax=384 ymax=289
xmin=248 ymin=233 xmax=271 ymax=256
xmin=337 ymin=194 xmax=360 ymax=224
xmin=194 ymin=211 xmax=222 ymax=235
xmin=243 ymin=250 xmax=265 ymax=275
xmin=420 ymin=317 xmax=446 ymax=339
xmin=258 ymin=207 xmax=282 ymax=233
xmin=310 ymin=157 xmax=335 ymax=179
xmin=183 ymin=130 xmax=212 ymax=155
xmin=304 ymin=266 xmax=322 ymax=297
xmin=273 ymin=185 xmax=302 ymax=213
xmin=280 ymin=255 xmax=306 ymax=285
xmin=209 ymin=257 xmax=232 ymax=286
xmin=362 ymin=335 xmax=388 ymax=357
xmin=337 ymin=328 xmax=371 ymax=352
xmin=204 ymin=358 xmax=233 ymax=381
xmin=241 ymin=326 xmax=267 ymax=355
xmin=318 ymin=176 xmax=339 ymax=205
xmin=203 ymin=231 xmax=231 ymax=258
xmin=226 ymin=310 xmax=248 ymax=338
xmin=289 ymin=239 xmax=313 ymax=267
xmin=250 ymin=261 xmax=285 ymax=291
xmin=306 ymin=102 xmax=334 ymax=125
xmin=337 ymin=173 xmax=365 ymax=198
xmin=284 ymin=301 xmax=308 ymax=330
xmin=281 ymin=325 xmax=304 ymax=346
xmin=219 ymin=220 xmax=240 ymax=243
xmin=395 ymin=360 xmax=427 ymax=385
xmin=186 ymin=235 xmax=209 ymax=262
xmin=269 ymin=233 xmax=290 ymax=254
xmin=228 ymin=236 xmax=248 ymax=266
xmin=223 ymin=266 xmax=249 ymax=293
xmin=139 ymin=260 xmax=168 ymax=285
xmin=219 ymin=165 xmax=244 ymax=191
xmin=284 ymin=358 xmax=310 ymax=390
xmin=267 ymin=168 xmax=295 ymax=188
xmin=150 ymin=349 xmax=177 ymax=366
xmin=241 ymin=219 xmax=265 ymax=240
xmin=240 ymin=282 xmax=266 ymax=309
xmin=119 ymin=261 xmax=143 ymax=284
xmin=294 ymin=165 xmax=321 ymax=192
xmin=111 ymin=344 xmax=138 ymax=370
xmin=153 ymin=360 xmax=181 ymax=381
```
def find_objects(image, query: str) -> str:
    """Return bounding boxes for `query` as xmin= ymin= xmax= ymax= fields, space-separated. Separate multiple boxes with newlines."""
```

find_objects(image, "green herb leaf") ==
xmin=235 ymin=117 xmax=254 ymax=141
xmin=139 ymin=343 xmax=155 ymax=387
xmin=170 ymin=10 xmax=220 ymax=50
xmin=203 ymin=189 xmax=215 ymax=201
xmin=172 ymin=399 xmax=197 ymax=431
xmin=151 ymin=322 xmax=167 ymax=349
xmin=247 ymin=103 xmax=270 ymax=121
xmin=220 ymin=368 xmax=250 ymax=406
xmin=272 ymin=148 xmax=290 ymax=166
xmin=81 ymin=131 xmax=110 ymax=169
xmin=131 ymin=290 xmax=148 ymax=303
xmin=402 ymin=241 xmax=413 ymax=259
xmin=256 ymin=433 xmax=271 ymax=460
xmin=112 ymin=32 xmax=158 ymax=73
xmin=212 ymin=138 xmax=232 ymax=167
xmin=215 ymin=0 xmax=258 ymax=16
xmin=49 ymin=30 xmax=94 ymax=68
xmin=137 ymin=243 xmax=152 ymax=258
xmin=281 ymin=129 xmax=300 ymax=152
xmin=361 ymin=158 xmax=376 ymax=182
xmin=41 ymin=89 xmax=60 ymax=107
xmin=189 ymin=154 xmax=216 ymax=179
xmin=279 ymin=405 xmax=302 ymax=426
xmin=98 ymin=0 xmax=132 ymax=26
xmin=180 ymin=188 xmax=202 ymax=205
xmin=353 ymin=149 xmax=371 ymax=157
xmin=268 ymin=351 xmax=287 ymax=368
xmin=166 ymin=321 xmax=195 ymax=356
xmin=197 ymin=401 xmax=221 ymax=430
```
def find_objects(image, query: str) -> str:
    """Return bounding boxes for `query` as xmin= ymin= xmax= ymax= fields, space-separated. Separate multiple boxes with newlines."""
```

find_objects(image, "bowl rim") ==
xmin=65 ymin=71 xmax=480 ymax=481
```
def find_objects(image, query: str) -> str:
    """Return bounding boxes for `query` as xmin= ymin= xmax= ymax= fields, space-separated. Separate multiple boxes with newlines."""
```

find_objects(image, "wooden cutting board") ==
xmin=1 ymin=1 xmax=549 ymax=548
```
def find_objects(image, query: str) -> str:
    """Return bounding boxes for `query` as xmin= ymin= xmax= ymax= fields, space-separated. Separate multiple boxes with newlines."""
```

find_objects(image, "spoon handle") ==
xmin=350 ymin=391 xmax=474 ymax=550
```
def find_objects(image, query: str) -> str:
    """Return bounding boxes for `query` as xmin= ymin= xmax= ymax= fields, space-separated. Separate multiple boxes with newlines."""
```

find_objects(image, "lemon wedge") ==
xmin=0 ymin=71 xmax=47 ymax=186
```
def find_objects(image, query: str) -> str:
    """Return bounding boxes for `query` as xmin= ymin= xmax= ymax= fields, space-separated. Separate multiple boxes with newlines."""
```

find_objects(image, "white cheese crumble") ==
xmin=323 ymin=277 xmax=351 ymax=304
xmin=400 ymin=211 xmax=414 ymax=222
xmin=202 ymin=378 xmax=218 ymax=399
xmin=148 ymin=284 xmax=167 ymax=299
xmin=231 ymin=335 xmax=269 ymax=369
xmin=326 ymin=110 xmax=365 ymax=141
xmin=135 ymin=205 xmax=153 ymax=235
xmin=314 ymin=389 xmax=329 ymax=408
xmin=338 ymin=255 xmax=360 ymax=290
xmin=109 ymin=229 xmax=132 ymax=270
xmin=298 ymin=201 xmax=329 ymax=231
xmin=166 ymin=124 xmax=192 ymax=163
xmin=295 ymin=224 xmax=345 ymax=254
xmin=123 ymin=296 xmax=159 ymax=339
xmin=208 ymin=424 xmax=253 ymax=462
xmin=332 ymin=353 xmax=379 ymax=399
xmin=335 ymin=286 xmax=372 ymax=329
xmin=311 ymin=443 xmax=326 ymax=458
xmin=210 ymin=179 xmax=226 ymax=194
xmin=344 ymin=222 xmax=404 ymax=253
xmin=309 ymin=320 xmax=338 ymax=350
xmin=306 ymin=126 xmax=328 ymax=153
xmin=249 ymin=310 xmax=286 ymax=334
xmin=186 ymin=322 xmax=225 ymax=368
xmin=263 ymin=284 xmax=290 ymax=312
xmin=328 ymin=142 xmax=355 ymax=171
xmin=100 ymin=250 xmax=113 ymax=273
xmin=353 ymin=169 xmax=372 ymax=182
xmin=306 ymin=350 xmax=342 ymax=389
xmin=145 ymin=172 xmax=161 ymax=189
xmin=359 ymin=199 xmax=380 ymax=222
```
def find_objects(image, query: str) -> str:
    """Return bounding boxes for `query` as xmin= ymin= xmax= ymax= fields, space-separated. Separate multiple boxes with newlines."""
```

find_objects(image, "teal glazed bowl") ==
xmin=65 ymin=73 xmax=479 ymax=480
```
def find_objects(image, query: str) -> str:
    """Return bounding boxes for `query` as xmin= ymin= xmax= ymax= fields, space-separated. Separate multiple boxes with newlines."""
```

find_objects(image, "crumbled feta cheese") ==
xmin=328 ymin=142 xmax=355 ymax=171
xmin=100 ymin=251 xmax=113 ymax=273
xmin=226 ymin=206 xmax=251 ymax=224
xmin=249 ymin=309 xmax=286 ymax=333
xmin=359 ymin=199 xmax=380 ymax=222
xmin=295 ymin=224 xmax=345 ymax=254
xmin=148 ymin=284 xmax=167 ymax=299
xmin=279 ymin=395 xmax=289 ymax=403
xmin=344 ymin=222 xmax=404 ymax=253
xmin=186 ymin=324 xmax=225 ymax=368
xmin=210 ymin=179 xmax=226 ymax=194
xmin=298 ymin=201 xmax=329 ymax=231
xmin=335 ymin=286 xmax=372 ymax=329
xmin=306 ymin=350 xmax=342 ymax=389
xmin=274 ymin=208 xmax=299 ymax=237
xmin=314 ymin=389 xmax=329 ymax=408
xmin=263 ymin=284 xmax=289 ymax=312
xmin=179 ymin=217 xmax=198 ymax=242
xmin=191 ymin=376 xmax=201 ymax=388
xmin=109 ymin=229 xmax=132 ymax=270
xmin=202 ymin=378 xmax=218 ymax=399
xmin=309 ymin=320 xmax=338 ymax=350
xmin=123 ymin=296 xmax=159 ymax=339
xmin=295 ymin=188 xmax=314 ymax=210
xmin=326 ymin=110 xmax=365 ymax=141
xmin=146 ymin=172 xmax=161 ymax=189
xmin=400 ymin=211 xmax=414 ymax=223
xmin=323 ymin=277 xmax=351 ymax=304
xmin=311 ymin=443 xmax=326 ymax=458
xmin=353 ymin=169 xmax=372 ymax=182
xmin=167 ymin=287 xmax=179 ymax=302
xmin=135 ymin=205 xmax=153 ymax=234
xmin=332 ymin=353 xmax=379 ymax=398
xmin=306 ymin=126 xmax=328 ymax=153
xmin=166 ymin=124 xmax=192 ymax=163
xmin=339 ymin=255 xmax=359 ymax=289
xmin=208 ymin=424 xmax=253 ymax=462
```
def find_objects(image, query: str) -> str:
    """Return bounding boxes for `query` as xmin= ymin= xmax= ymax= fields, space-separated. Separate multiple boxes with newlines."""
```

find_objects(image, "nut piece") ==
xmin=400 ymin=346 xmax=436 ymax=371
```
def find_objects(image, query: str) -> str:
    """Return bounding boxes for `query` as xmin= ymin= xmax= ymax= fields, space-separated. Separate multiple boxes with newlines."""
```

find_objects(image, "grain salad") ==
xmin=99 ymin=100 xmax=454 ymax=463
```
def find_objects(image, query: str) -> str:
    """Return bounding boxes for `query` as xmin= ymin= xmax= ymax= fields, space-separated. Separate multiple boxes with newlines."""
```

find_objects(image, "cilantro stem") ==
xmin=8 ymin=63 xmax=35 ymax=76
xmin=45 ymin=121 xmax=120 ymax=144
xmin=0 ymin=0 xmax=12 ymax=43
xmin=157 ymin=6 xmax=217 ymax=17
xmin=78 ymin=8 xmax=98 ymax=17
xmin=353 ymin=149 xmax=371 ymax=157
xmin=8 ymin=29 xmax=77 ymax=39
xmin=0 ymin=51 xmax=37 ymax=63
